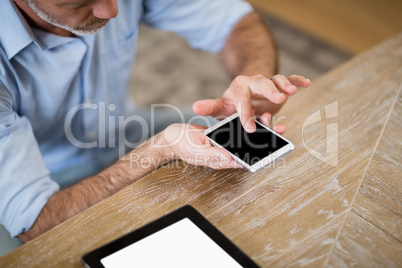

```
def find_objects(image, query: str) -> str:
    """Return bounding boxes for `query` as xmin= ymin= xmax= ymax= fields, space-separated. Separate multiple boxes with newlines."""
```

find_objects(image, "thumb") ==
xmin=192 ymin=99 xmax=222 ymax=116
xmin=193 ymin=98 xmax=234 ymax=118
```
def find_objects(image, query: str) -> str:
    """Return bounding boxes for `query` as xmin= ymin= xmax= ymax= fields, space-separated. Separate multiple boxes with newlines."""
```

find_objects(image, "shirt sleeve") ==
xmin=142 ymin=0 xmax=253 ymax=53
xmin=0 ymin=81 xmax=59 ymax=237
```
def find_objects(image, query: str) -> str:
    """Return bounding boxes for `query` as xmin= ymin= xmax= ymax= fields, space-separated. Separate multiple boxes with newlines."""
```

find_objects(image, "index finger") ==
xmin=230 ymin=76 xmax=256 ymax=133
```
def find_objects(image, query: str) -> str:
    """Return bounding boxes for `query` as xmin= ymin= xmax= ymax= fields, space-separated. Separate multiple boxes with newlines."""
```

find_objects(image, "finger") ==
xmin=260 ymin=113 xmax=286 ymax=135
xmin=185 ymin=125 xmax=209 ymax=147
xmin=207 ymin=157 xmax=244 ymax=170
xmin=230 ymin=76 xmax=256 ymax=133
xmin=259 ymin=112 xmax=271 ymax=127
xmin=288 ymin=74 xmax=311 ymax=88
xmin=230 ymin=160 xmax=244 ymax=169
xmin=201 ymin=137 xmax=243 ymax=169
xmin=184 ymin=148 xmax=238 ymax=169
xmin=187 ymin=124 xmax=208 ymax=131
xmin=233 ymin=95 xmax=256 ymax=133
xmin=248 ymin=76 xmax=286 ymax=104
xmin=271 ymin=74 xmax=297 ymax=96
xmin=193 ymin=98 xmax=237 ymax=120
xmin=204 ymin=139 xmax=243 ymax=169
xmin=185 ymin=157 xmax=242 ymax=170
xmin=209 ymin=158 xmax=244 ymax=170
xmin=192 ymin=99 xmax=223 ymax=117
xmin=273 ymin=124 xmax=286 ymax=135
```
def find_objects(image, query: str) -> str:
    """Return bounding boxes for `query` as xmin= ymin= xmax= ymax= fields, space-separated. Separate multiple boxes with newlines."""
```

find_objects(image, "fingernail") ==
xmin=246 ymin=122 xmax=256 ymax=132
xmin=262 ymin=114 xmax=271 ymax=125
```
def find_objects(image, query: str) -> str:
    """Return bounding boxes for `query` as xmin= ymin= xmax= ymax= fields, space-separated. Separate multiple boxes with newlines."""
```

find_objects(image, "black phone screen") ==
xmin=206 ymin=117 xmax=289 ymax=166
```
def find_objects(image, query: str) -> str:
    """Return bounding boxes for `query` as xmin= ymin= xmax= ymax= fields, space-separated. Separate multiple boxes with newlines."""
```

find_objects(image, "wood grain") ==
xmin=0 ymin=34 xmax=401 ymax=267
xmin=247 ymin=0 xmax=402 ymax=53
xmin=325 ymin=85 xmax=402 ymax=267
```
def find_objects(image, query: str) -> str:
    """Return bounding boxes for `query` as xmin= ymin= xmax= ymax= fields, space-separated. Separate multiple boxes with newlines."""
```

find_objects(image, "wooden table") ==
xmin=1 ymin=33 xmax=401 ymax=268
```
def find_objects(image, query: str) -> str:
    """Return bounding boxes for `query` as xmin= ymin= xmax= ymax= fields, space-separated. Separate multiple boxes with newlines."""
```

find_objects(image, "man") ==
xmin=0 ymin=0 xmax=310 ymax=247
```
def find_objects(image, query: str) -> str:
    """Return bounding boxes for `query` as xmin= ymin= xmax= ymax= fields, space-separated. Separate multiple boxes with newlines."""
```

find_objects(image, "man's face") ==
xmin=25 ymin=0 xmax=118 ymax=36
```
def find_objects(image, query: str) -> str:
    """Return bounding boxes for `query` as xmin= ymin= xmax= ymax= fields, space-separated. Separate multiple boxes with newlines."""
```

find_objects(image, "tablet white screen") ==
xmin=100 ymin=218 xmax=242 ymax=268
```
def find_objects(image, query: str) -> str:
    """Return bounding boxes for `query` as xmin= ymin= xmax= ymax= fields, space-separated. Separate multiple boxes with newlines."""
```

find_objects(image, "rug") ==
xmin=129 ymin=11 xmax=352 ymax=108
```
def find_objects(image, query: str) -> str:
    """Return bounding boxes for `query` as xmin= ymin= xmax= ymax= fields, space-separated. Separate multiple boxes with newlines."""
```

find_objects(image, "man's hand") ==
xmin=192 ymin=11 xmax=311 ymax=133
xmin=193 ymin=74 xmax=311 ymax=133
xmin=160 ymin=116 xmax=289 ymax=170
xmin=20 ymin=116 xmax=289 ymax=242
xmin=161 ymin=124 xmax=242 ymax=170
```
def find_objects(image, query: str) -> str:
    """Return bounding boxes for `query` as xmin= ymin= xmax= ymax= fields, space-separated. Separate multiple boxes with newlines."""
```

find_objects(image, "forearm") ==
xmin=220 ymin=11 xmax=278 ymax=78
xmin=19 ymin=133 xmax=170 ymax=242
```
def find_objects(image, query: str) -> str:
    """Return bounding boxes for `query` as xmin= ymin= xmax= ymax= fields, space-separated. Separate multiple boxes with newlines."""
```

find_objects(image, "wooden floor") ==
xmin=248 ymin=0 xmax=402 ymax=53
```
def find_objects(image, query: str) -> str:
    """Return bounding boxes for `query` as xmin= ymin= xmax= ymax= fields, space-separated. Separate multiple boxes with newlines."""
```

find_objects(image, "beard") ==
xmin=26 ymin=0 xmax=109 ymax=36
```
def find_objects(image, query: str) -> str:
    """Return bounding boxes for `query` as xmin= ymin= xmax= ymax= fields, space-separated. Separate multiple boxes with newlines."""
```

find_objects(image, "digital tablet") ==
xmin=82 ymin=205 xmax=259 ymax=268
xmin=204 ymin=113 xmax=294 ymax=172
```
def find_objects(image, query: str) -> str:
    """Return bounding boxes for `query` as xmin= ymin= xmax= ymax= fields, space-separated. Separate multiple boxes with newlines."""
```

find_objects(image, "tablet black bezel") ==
xmin=81 ymin=205 xmax=259 ymax=268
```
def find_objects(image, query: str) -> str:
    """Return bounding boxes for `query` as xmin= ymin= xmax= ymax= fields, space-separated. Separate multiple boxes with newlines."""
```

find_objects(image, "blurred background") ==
xmin=130 ymin=0 xmax=402 ymax=108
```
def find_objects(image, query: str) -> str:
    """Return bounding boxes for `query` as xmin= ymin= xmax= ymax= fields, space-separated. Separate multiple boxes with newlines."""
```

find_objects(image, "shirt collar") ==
xmin=0 ymin=0 xmax=43 ymax=60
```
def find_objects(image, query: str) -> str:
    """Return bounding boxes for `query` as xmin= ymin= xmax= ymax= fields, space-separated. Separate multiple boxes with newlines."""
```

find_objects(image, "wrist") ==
xmin=153 ymin=131 xmax=176 ymax=163
xmin=160 ymin=123 xmax=199 ymax=164
xmin=118 ymin=132 xmax=175 ymax=181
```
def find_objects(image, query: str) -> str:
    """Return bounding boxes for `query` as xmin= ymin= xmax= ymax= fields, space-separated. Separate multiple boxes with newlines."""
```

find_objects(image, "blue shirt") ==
xmin=0 ymin=0 xmax=252 ymax=236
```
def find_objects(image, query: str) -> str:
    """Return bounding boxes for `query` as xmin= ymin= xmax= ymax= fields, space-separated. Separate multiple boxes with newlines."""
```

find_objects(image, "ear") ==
xmin=14 ymin=0 xmax=26 ymax=3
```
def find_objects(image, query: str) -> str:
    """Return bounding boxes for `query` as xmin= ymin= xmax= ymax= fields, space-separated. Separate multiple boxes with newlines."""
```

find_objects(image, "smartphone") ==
xmin=203 ymin=113 xmax=294 ymax=172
